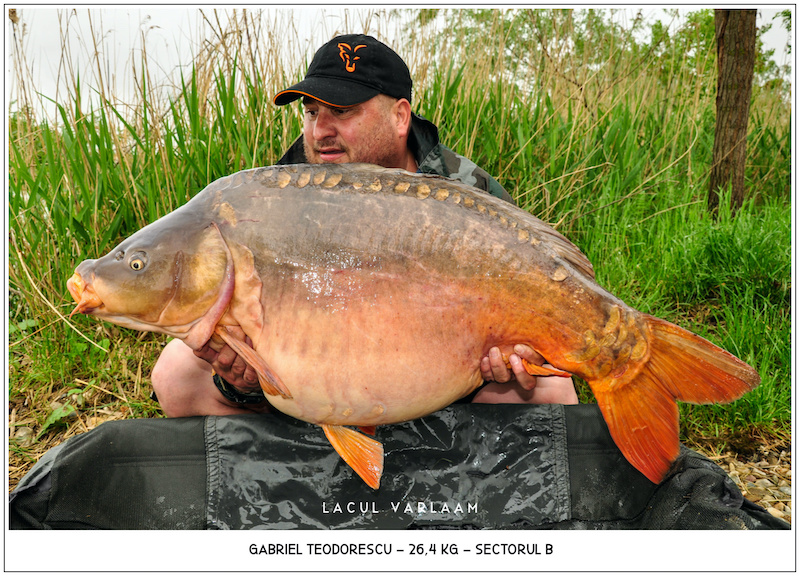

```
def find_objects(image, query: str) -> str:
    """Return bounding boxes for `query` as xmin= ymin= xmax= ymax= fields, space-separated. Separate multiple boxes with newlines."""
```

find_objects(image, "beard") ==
xmin=304 ymin=130 xmax=405 ymax=168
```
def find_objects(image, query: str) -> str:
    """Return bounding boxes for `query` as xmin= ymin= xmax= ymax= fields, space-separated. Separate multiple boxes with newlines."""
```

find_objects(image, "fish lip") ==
xmin=70 ymin=288 xmax=104 ymax=317
xmin=66 ymin=272 xmax=82 ymax=301
xmin=67 ymin=272 xmax=104 ymax=317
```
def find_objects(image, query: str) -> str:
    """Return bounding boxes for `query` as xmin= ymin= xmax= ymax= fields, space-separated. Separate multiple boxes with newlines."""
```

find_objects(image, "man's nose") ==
xmin=311 ymin=109 xmax=337 ymax=140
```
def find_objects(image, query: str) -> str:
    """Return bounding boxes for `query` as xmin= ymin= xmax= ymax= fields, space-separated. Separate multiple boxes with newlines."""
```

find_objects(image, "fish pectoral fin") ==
xmin=322 ymin=424 xmax=384 ymax=490
xmin=520 ymin=359 xmax=571 ymax=378
xmin=213 ymin=326 xmax=292 ymax=399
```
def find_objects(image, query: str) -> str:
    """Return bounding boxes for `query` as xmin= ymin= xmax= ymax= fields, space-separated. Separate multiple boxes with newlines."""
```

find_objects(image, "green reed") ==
xmin=8 ymin=8 xmax=791 ymax=442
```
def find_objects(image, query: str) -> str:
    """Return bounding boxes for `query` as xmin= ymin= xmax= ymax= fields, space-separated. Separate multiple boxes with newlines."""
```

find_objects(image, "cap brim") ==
xmin=273 ymin=76 xmax=380 ymax=107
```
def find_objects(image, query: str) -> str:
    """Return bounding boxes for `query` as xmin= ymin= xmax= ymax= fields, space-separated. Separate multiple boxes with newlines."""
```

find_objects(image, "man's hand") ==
xmin=480 ymin=344 xmax=544 ymax=390
xmin=193 ymin=327 xmax=261 ymax=393
xmin=477 ymin=344 xmax=578 ymax=405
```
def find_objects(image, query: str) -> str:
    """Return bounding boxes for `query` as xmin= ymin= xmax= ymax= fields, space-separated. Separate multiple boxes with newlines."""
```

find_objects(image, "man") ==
xmin=151 ymin=34 xmax=577 ymax=417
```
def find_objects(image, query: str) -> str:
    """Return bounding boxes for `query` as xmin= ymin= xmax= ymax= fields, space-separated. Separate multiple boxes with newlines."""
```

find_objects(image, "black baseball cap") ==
xmin=273 ymin=34 xmax=412 ymax=107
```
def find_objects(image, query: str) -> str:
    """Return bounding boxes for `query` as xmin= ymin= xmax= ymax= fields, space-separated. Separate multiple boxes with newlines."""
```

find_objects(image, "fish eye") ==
xmin=128 ymin=252 xmax=148 ymax=272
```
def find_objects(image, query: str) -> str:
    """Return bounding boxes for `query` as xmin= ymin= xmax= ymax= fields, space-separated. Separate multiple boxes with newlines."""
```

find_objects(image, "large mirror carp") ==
xmin=67 ymin=163 xmax=760 ymax=489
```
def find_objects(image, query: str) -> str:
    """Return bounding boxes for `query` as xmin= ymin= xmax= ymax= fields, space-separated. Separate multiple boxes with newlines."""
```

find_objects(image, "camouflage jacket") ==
xmin=277 ymin=113 xmax=514 ymax=204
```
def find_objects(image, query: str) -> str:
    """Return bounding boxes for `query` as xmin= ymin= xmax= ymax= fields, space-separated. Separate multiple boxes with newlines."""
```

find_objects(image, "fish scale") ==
xmin=68 ymin=163 xmax=760 ymax=489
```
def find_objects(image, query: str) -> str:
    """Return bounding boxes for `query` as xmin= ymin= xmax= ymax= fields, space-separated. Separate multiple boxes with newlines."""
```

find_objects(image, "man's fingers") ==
xmin=513 ymin=344 xmax=545 ymax=365
xmin=242 ymin=365 xmax=259 ymax=385
xmin=229 ymin=353 xmax=250 ymax=378
xmin=207 ymin=332 xmax=226 ymax=352
xmin=492 ymin=346 xmax=513 ymax=382
xmin=215 ymin=344 xmax=241 ymax=371
xmin=193 ymin=341 xmax=218 ymax=364
xmin=508 ymin=354 xmax=538 ymax=391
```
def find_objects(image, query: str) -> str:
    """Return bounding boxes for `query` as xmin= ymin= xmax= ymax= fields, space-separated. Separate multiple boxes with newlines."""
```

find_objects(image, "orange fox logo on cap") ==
xmin=338 ymin=43 xmax=367 ymax=73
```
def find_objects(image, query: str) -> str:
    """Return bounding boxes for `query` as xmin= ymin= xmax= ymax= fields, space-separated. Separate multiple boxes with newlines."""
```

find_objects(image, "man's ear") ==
xmin=394 ymin=98 xmax=413 ymax=139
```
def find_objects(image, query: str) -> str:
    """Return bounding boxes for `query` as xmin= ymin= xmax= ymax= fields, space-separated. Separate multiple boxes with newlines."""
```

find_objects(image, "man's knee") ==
xmin=151 ymin=340 xmax=211 ymax=417
xmin=150 ymin=340 xmax=263 ymax=417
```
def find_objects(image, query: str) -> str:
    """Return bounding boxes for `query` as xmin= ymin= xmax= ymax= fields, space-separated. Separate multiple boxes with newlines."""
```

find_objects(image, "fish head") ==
xmin=67 ymin=217 xmax=235 ymax=347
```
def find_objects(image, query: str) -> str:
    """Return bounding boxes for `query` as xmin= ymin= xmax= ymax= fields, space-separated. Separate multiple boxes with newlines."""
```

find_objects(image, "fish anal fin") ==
xmin=322 ymin=424 xmax=384 ymax=489
xmin=214 ymin=326 xmax=292 ymax=399
xmin=501 ymin=353 xmax=571 ymax=378
xmin=520 ymin=359 xmax=571 ymax=378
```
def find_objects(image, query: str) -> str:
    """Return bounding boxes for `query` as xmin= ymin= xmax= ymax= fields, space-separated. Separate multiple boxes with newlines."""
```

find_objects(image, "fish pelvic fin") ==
xmin=213 ymin=326 xmax=292 ymax=399
xmin=322 ymin=424 xmax=384 ymax=490
xmin=594 ymin=314 xmax=760 ymax=485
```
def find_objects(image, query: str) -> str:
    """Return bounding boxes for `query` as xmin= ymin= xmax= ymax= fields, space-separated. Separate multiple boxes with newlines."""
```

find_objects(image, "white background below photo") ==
xmin=5 ymin=528 xmax=798 ymax=572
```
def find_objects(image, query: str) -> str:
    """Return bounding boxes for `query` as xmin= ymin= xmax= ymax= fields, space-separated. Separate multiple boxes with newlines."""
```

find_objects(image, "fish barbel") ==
xmin=67 ymin=163 xmax=760 ymax=488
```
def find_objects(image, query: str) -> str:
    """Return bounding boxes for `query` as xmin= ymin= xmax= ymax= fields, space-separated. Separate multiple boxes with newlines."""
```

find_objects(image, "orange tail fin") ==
xmin=594 ymin=315 xmax=760 ymax=484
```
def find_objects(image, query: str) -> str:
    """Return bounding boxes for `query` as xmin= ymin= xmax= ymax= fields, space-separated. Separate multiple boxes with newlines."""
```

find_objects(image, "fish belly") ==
xmin=256 ymin=270 xmax=495 ymax=426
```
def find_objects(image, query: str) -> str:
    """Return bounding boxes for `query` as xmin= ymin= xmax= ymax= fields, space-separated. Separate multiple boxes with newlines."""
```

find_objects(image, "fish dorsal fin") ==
xmin=534 ymin=221 xmax=595 ymax=279
xmin=213 ymin=326 xmax=292 ymax=399
xmin=552 ymin=239 xmax=594 ymax=279
xmin=322 ymin=424 xmax=384 ymax=489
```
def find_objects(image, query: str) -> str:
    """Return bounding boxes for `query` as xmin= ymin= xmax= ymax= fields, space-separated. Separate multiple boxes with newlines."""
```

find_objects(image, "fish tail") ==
xmin=593 ymin=314 xmax=760 ymax=484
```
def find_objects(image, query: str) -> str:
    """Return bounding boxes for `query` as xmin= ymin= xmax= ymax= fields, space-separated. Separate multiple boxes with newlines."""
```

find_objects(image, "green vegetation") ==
xmin=8 ymin=9 xmax=791 ymax=484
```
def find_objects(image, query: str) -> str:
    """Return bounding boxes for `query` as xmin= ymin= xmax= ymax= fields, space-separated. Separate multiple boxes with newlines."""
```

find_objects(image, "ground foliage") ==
xmin=8 ymin=8 xmax=792 ymax=489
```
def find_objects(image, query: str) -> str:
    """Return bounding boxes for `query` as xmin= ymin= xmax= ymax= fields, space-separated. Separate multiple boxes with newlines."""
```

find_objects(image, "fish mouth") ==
xmin=67 ymin=272 xmax=104 ymax=317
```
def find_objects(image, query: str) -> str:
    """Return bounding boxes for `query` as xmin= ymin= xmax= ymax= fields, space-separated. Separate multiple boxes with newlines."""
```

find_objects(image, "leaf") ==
xmin=36 ymin=403 xmax=76 ymax=439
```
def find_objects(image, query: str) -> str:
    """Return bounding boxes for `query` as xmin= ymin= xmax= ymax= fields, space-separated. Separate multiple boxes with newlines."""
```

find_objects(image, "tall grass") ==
xmin=8 ymin=8 xmax=792 ymax=471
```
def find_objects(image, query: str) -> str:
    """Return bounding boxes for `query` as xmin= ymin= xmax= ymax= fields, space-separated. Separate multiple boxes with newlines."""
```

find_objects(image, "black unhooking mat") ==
xmin=9 ymin=404 xmax=789 ymax=530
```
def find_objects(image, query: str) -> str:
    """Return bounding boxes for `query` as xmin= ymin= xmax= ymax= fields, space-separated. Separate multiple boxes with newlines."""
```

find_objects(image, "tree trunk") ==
xmin=709 ymin=9 xmax=757 ymax=216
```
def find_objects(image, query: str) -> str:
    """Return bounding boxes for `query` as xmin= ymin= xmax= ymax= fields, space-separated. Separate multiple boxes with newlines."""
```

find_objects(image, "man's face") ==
xmin=302 ymin=95 xmax=408 ymax=169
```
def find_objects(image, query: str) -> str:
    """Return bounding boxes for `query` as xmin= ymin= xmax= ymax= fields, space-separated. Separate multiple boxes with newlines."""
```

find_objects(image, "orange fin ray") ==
xmin=520 ymin=359 xmax=571 ymax=378
xmin=322 ymin=424 xmax=384 ymax=489
xmin=645 ymin=316 xmax=760 ymax=403
xmin=501 ymin=353 xmax=571 ymax=378
xmin=592 ymin=314 xmax=760 ymax=484
xmin=213 ymin=326 xmax=292 ymax=399
xmin=596 ymin=378 xmax=680 ymax=484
